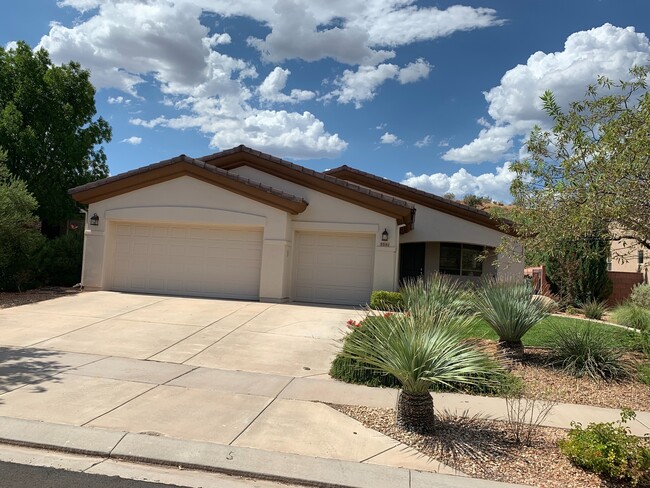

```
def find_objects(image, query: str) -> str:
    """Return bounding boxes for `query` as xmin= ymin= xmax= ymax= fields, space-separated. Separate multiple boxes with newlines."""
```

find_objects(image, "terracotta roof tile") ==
xmin=69 ymin=154 xmax=307 ymax=205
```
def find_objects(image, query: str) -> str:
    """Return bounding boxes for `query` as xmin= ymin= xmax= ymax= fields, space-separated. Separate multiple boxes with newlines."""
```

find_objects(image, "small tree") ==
xmin=543 ymin=235 xmax=613 ymax=306
xmin=0 ymin=149 xmax=45 ymax=290
xmin=510 ymin=66 xmax=650 ymax=261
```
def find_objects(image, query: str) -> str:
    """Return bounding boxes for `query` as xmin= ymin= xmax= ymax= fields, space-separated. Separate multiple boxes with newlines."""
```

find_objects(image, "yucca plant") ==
xmin=400 ymin=273 xmax=470 ymax=321
xmin=340 ymin=309 xmax=500 ymax=433
xmin=472 ymin=278 xmax=552 ymax=363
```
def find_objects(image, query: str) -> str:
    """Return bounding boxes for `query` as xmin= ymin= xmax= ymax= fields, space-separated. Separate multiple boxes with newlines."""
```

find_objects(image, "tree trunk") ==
xmin=497 ymin=340 xmax=525 ymax=366
xmin=396 ymin=390 xmax=434 ymax=434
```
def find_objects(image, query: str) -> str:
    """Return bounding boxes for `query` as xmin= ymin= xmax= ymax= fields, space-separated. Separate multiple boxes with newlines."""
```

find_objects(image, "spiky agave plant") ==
xmin=472 ymin=278 xmax=552 ymax=363
xmin=340 ymin=309 xmax=499 ymax=433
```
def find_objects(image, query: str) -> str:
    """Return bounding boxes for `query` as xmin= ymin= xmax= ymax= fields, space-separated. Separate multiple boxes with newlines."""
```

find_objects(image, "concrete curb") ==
xmin=0 ymin=416 xmax=525 ymax=488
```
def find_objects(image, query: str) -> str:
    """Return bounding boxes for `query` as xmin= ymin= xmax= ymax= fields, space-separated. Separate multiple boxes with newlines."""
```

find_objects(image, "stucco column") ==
xmin=259 ymin=239 xmax=290 ymax=302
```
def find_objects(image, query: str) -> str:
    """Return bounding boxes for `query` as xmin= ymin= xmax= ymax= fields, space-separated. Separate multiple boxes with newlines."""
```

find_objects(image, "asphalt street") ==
xmin=0 ymin=460 xmax=191 ymax=488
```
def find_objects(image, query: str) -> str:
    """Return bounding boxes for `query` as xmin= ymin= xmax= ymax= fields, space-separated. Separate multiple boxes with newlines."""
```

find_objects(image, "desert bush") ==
xmin=504 ymin=391 xmax=557 ymax=445
xmin=369 ymin=290 xmax=404 ymax=311
xmin=560 ymin=408 xmax=650 ymax=486
xmin=545 ymin=320 xmax=631 ymax=380
xmin=580 ymin=298 xmax=609 ymax=320
xmin=630 ymin=284 xmax=650 ymax=309
xmin=612 ymin=304 xmax=650 ymax=331
xmin=36 ymin=230 xmax=84 ymax=286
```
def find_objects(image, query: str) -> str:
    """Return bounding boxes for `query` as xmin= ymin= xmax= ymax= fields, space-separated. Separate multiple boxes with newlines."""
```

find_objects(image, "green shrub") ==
xmin=612 ymin=304 xmax=650 ymax=331
xmin=565 ymin=305 xmax=580 ymax=315
xmin=639 ymin=363 xmax=650 ymax=387
xmin=36 ymin=230 xmax=84 ymax=286
xmin=330 ymin=355 xmax=401 ymax=387
xmin=545 ymin=320 xmax=631 ymax=380
xmin=369 ymin=290 xmax=404 ymax=311
xmin=559 ymin=409 xmax=650 ymax=486
xmin=0 ymin=156 xmax=46 ymax=291
xmin=630 ymin=284 xmax=650 ymax=309
xmin=580 ymin=298 xmax=609 ymax=320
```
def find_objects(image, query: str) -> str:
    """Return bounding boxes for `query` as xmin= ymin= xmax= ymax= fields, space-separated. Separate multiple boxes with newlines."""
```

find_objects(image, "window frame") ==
xmin=439 ymin=242 xmax=485 ymax=277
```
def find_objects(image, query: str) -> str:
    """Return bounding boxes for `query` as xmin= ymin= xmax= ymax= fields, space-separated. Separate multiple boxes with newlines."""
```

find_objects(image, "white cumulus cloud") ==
xmin=380 ymin=132 xmax=402 ymax=145
xmin=415 ymin=135 xmax=432 ymax=148
xmin=443 ymin=24 xmax=650 ymax=164
xmin=402 ymin=163 xmax=517 ymax=202
xmin=38 ymin=0 xmax=347 ymax=159
xmin=245 ymin=0 xmax=501 ymax=65
xmin=258 ymin=67 xmax=315 ymax=104
xmin=108 ymin=96 xmax=130 ymax=105
xmin=121 ymin=136 xmax=142 ymax=145
xmin=326 ymin=58 xmax=430 ymax=108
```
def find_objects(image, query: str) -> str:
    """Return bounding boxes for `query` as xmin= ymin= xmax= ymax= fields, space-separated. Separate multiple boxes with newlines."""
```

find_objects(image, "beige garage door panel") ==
xmin=108 ymin=222 xmax=263 ymax=299
xmin=293 ymin=232 xmax=374 ymax=305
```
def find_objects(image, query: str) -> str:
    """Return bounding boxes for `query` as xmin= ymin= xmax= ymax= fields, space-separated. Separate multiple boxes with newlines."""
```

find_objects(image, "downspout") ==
xmin=78 ymin=208 xmax=88 ymax=290
xmin=395 ymin=224 xmax=406 ymax=290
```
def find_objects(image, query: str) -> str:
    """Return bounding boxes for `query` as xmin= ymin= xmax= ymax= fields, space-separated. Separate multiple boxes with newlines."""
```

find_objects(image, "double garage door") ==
xmin=107 ymin=222 xmax=263 ymax=300
xmin=106 ymin=223 xmax=375 ymax=305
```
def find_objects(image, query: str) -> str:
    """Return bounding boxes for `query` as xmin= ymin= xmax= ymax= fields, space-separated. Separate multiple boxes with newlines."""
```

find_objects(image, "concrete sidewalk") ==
xmin=0 ymin=346 xmax=648 ymax=487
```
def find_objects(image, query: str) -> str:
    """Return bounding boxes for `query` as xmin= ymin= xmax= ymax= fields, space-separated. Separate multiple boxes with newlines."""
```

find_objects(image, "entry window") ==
xmin=439 ymin=243 xmax=484 ymax=277
xmin=639 ymin=250 xmax=645 ymax=264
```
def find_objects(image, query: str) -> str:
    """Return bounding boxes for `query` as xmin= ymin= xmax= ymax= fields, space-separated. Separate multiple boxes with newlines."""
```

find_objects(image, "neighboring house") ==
xmin=69 ymin=145 xmax=522 ymax=306
xmin=609 ymin=237 xmax=649 ymax=283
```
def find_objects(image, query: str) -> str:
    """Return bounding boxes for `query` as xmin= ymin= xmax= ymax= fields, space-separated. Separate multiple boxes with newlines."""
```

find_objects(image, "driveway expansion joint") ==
xmin=228 ymin=376 xmax=296 ymax=446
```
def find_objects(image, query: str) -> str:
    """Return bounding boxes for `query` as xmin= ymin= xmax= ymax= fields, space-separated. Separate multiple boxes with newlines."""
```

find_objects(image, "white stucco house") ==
xmin=70 ymin=145 xmax=522 ymax=305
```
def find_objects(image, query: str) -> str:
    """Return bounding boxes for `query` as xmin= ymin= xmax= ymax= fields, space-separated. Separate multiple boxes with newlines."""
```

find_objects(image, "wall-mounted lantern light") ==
xmin=381 ymin=228 xmax=389 ymax=242
xmin=90 ymin=213 xmax=99 ymax=226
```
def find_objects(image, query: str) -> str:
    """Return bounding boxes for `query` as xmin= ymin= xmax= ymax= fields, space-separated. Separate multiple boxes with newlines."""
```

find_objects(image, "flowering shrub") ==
xmin=346 ymin=319 xmax=362 ymax=329
xmin=560 ymin=408 xmax=650 ymax=486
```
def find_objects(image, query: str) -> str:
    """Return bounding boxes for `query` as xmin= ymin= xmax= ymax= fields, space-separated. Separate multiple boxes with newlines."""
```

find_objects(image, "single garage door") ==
xmin=293 ymin=232 xmax=374 ymax=305
xmin=106 ymin=222 xmax=263 ymax=299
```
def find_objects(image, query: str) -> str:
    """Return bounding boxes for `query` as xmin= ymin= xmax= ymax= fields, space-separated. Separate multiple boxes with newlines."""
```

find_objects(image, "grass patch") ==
xmin=460 ymin=316 xmax=638 ymax=350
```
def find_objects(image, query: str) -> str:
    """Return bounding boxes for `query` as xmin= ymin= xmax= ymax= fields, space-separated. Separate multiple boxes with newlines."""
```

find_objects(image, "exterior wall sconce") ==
xmin=381 ymin=228 xmax=389 ymax=242
xmin=90 ymin=213 xmax=99 ymax=226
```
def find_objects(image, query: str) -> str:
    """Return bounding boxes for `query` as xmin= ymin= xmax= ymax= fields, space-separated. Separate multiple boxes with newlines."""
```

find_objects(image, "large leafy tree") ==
xmin=0 ymin=41 xmax=111 ymax=229
xmin=509 ymin=66 xmax=650 ymax=261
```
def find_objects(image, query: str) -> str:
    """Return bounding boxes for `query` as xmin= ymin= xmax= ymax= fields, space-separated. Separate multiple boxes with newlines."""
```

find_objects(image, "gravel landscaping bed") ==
xmin=0 ymin=287 xmax=80 ymax=309
xmin=332 ymin=404 xmax=629 ymax=488
xmin=512 ymin=347 xmax=650 ymax=411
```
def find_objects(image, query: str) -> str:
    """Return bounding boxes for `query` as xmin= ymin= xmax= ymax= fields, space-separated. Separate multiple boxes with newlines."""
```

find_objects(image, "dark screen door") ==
xmin=399 ymin=242 xmax=426 ymax=283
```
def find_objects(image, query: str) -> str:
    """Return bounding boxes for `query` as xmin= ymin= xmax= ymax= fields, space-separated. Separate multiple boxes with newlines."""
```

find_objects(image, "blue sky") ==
xmin=2 ymin=0 xmax=650 ymax=202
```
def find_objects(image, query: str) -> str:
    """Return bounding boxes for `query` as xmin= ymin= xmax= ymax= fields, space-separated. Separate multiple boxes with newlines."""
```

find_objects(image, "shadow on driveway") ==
xmin=0 ymin=347 xmax=67 ymax=402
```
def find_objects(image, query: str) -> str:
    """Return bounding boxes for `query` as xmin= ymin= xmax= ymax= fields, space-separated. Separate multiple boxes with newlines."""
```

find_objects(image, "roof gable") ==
xmin=69 ymin=155 xmax=308 ymax=215
xmin=199 ymin=145 xmax=415 ymax=231
xmin=324 ymin=165 xmax=514 ymax=235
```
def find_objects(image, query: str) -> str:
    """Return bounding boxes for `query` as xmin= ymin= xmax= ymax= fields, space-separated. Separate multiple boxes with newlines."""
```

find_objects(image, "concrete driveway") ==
xmin=0 ymin=291 xmax=360 ymax=377
xmin=0 ymin=291 xmax=451 ymax=475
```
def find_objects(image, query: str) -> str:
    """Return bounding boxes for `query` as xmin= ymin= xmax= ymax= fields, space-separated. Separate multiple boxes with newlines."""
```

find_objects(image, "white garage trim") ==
xmin=105 ymin=206 xmax=266 ymax=227
xmin=105 ymin=221 xmax=263 ymax=300
xmin=292 ymin=231 xmax=375 ymax=305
